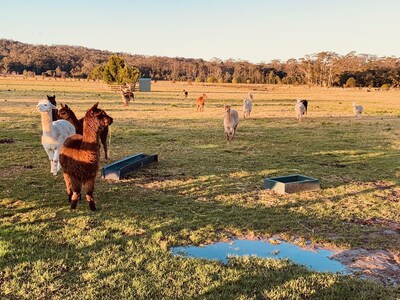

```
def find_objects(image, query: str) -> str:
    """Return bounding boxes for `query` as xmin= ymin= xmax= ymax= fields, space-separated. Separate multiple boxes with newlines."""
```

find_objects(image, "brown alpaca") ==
xmin=47 ymin=95 xmax=59 ymax=121
xmin=58 ymin=103 xmax=111 ymax=159
xmin=120 ymin=86 xmax=134 ymax=106
xmin=59 ymin=103 xmax=113 ymax=210
xmin=196 ymin=94 xmax=206 ymax=112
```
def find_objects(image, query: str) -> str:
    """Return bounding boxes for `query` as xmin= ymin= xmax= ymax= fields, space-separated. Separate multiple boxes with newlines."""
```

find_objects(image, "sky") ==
xmin=1 ymin=0 xmax=399 ymax=63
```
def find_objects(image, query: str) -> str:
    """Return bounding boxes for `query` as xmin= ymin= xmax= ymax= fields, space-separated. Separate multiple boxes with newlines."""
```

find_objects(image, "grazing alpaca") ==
xmin=183 ymin=89 xmax=188 ymax=99
xmin=243 ymin=99 xmax=253 ymax=119
xmin=47 ymin=95 xmax=59 ymax=121
xmin=353 ymin=102 xmax=363 ymax=118
xmin=60 ymin=103 xmax=113 ymax=210
xmin=300 ymin=99 xmax=308 ymax=114
xmin=120 ymin=86 xmax=134 ymax=106
xmin=58 ymin=103 xmax=111 ymax=159
xmin=224 ymin=105 xmax=239 ymax=140
xmin=36 ymin=99 xmax=75 ymax=175
xmin=295 ymin=100 xmax=306 ymax=121
xmin=196 ymin=94 xmax=207 ymax=112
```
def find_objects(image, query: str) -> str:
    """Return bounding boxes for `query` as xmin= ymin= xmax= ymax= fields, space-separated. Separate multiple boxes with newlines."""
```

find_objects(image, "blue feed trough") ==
xmin=263 ymin=174 xmax=320 ymax=194
xmin=101 ymin=153 xmax=158 ymax=180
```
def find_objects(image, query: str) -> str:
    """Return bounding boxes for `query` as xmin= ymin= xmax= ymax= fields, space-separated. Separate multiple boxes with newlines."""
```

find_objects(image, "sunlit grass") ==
xmin=0 ymin=79 xmax=399 ymax=299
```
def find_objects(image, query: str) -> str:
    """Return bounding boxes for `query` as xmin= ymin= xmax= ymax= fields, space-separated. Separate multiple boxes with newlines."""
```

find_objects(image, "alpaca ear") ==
xmin=90 ymin=102 xmax=99 ymax=110
xmin=60 ymin=103 xmax=65 ymax=108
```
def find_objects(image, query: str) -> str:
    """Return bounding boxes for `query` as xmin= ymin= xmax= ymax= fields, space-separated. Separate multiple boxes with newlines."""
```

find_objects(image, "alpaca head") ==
xmin=47 ymin=95 xmax=56 ymax=106
xmin=84 ymin=103 xmax=113 ymax=132
xmin=224 ymin=105 xmax=231 ymax=113
xmin=58 ymin=103 xmax=73 ymax=120
xmin=36 ymin=99 xmax=56 ymax=113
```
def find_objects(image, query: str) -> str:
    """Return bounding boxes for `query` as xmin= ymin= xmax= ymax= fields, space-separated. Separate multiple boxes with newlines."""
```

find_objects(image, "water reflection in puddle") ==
xmin=171 ymin=239 xmax=349 ymax=274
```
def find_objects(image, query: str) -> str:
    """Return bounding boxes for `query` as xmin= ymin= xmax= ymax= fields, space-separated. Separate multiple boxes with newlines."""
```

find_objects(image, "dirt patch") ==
xmin=0 ymin=165 xmax=34 ymax=180
xmin=0 ymin=138 xmax=15 ymax=144
xmin=333 ymin=249 xmax=400 ymax=286
xmin=351 ymin=217 xmax=400 ymax=232
xmin=255 ymin=234 xmax=400 ymax=286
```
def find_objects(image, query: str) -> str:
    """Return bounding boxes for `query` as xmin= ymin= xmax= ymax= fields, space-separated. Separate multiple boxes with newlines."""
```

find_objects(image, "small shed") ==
xmin=139 ymin=78 xmax=151 ymax=92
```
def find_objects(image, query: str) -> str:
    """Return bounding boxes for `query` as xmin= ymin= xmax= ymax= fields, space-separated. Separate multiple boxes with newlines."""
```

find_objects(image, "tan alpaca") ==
xmin=223 ymin=105 xmax=239 ymax=140
xmin=196 ymin=94 xmax=206 ymax=112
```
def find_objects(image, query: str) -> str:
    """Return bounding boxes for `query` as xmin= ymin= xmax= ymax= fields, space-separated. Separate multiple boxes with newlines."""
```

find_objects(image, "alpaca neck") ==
xmin=225 ymin=110 xmax=231 ymax=123
xmin=41 ymin=111 xmax=53 ymax=133
xmin=82 ymin=123 xmax=100 ymax=144
xmin=69 ymin=113 xmax=81 ymax=128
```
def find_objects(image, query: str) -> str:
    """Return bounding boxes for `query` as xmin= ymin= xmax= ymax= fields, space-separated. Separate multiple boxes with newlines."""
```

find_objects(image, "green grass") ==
xmin=0 ymin=80 xmax=400 ymax=299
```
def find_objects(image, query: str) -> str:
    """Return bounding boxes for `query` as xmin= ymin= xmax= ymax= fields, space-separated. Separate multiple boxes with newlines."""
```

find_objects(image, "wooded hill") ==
xmin=1 ymin=39 xmax=399 ymax=88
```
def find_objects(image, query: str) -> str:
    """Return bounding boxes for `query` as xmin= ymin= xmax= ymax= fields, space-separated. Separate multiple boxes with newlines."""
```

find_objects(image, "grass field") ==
xmin=1 ymin=77 xmax=400 ymax=299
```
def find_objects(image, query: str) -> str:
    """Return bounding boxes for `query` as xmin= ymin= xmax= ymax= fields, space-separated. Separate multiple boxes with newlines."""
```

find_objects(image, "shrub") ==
xmin=345 ymin=77 xmax=356 ymax=88
xmin=206 ymin=75 xmax=217 ymax=83
xmin=381 ymin=83 xmax=390 ymax=91
xmin=195 ymin=76 xmax=204 ymax=83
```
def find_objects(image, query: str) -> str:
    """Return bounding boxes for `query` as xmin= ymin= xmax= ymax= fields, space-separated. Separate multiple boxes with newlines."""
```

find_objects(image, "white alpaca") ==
xmin=36 ymin=99 xmax=75 ymax=175
xmin=352 ymin=102 xmax=363 ymax=118
xmin=294 ymin=99 xmax=306 ymax=121
xmin=224 ymin=105 xmax=239 ymax=140
xmin=243 ymin=99 xmax=252 ymax=119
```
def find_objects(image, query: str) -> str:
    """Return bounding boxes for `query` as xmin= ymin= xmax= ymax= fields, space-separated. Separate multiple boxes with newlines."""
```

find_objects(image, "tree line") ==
xmin=1 ymin=39 xmax=399 ymax=88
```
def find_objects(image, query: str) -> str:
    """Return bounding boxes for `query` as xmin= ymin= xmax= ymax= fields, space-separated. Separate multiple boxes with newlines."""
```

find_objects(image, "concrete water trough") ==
xmin=263 ymin=174 xmax=320 ymax=194
xmin=101 ymin=153 xmax=158 ymax=180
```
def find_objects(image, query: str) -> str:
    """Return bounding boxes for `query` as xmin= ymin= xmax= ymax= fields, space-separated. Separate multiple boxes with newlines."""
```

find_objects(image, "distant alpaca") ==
xmin=196 ymin=94 xmax=207 ymax=112
xmin=36 ymin=99 xmax=75 ymax=175
xmin=295 ymin=99 xmax=306 ymax=121
xmin=224 ymin=105 xmax=239 ymax=140
xmin=60 ymin=103 xmax=113 ymax=210
xmin=58 ymin=103 xmax=111 ymax=159
xmin=300 ymin=99 xmax=308 ymax=114
xmin=120 ymin=86 xmax=134 ymax=106
xmin=243 ymin=99 xmax=253 ymax=119
xmin=352 ymin=102 xmax=363 ymax=118
xmin=47 ymin=95 xmax=59 ymax=121
xmin=183 ymin=89 xmax=188 ymax=99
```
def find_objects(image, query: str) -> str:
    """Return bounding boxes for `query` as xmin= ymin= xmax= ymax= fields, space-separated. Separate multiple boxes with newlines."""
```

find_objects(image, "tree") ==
xmin=102 ymin=55 xmax=140 ymax=85
xmin=89 ymin=65 xmax=104 ymax=81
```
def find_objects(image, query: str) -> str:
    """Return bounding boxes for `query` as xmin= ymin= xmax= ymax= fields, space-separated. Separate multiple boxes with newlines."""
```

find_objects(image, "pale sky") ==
xmin=1 ymin=0 xmax=399 ymax=63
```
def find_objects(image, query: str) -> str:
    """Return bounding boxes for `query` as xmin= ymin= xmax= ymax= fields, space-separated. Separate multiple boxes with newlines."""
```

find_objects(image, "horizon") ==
xmin=3 ymin=38 xmax=398 ymax=65
xmin=1 ymin=0 xmax=400 ymax=63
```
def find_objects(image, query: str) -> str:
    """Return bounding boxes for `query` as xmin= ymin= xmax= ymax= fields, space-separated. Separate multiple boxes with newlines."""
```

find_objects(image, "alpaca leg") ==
xmin=50 ymin=160 xmax=59 ymax=175
xmin=44 ymin=148 xmax=54 ymax=173
xmin=84 ymin=178 xmax=96 ymax=211
xmin=52 ymin=149 xmax=60 ymax=175
xmin=63 ymin=173 xmax=73 ymax=203
xmin=70 ymin=177 xmax=82 ymax=210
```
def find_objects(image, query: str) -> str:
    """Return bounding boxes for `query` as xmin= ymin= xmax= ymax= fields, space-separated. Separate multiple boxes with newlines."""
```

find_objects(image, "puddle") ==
xmin=171 ymin=239 xmax=349 ymax=274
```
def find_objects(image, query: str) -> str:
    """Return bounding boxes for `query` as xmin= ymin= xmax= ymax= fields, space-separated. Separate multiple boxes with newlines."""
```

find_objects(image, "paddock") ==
xmin=1 ymin=78 xmax=400 ymax=297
